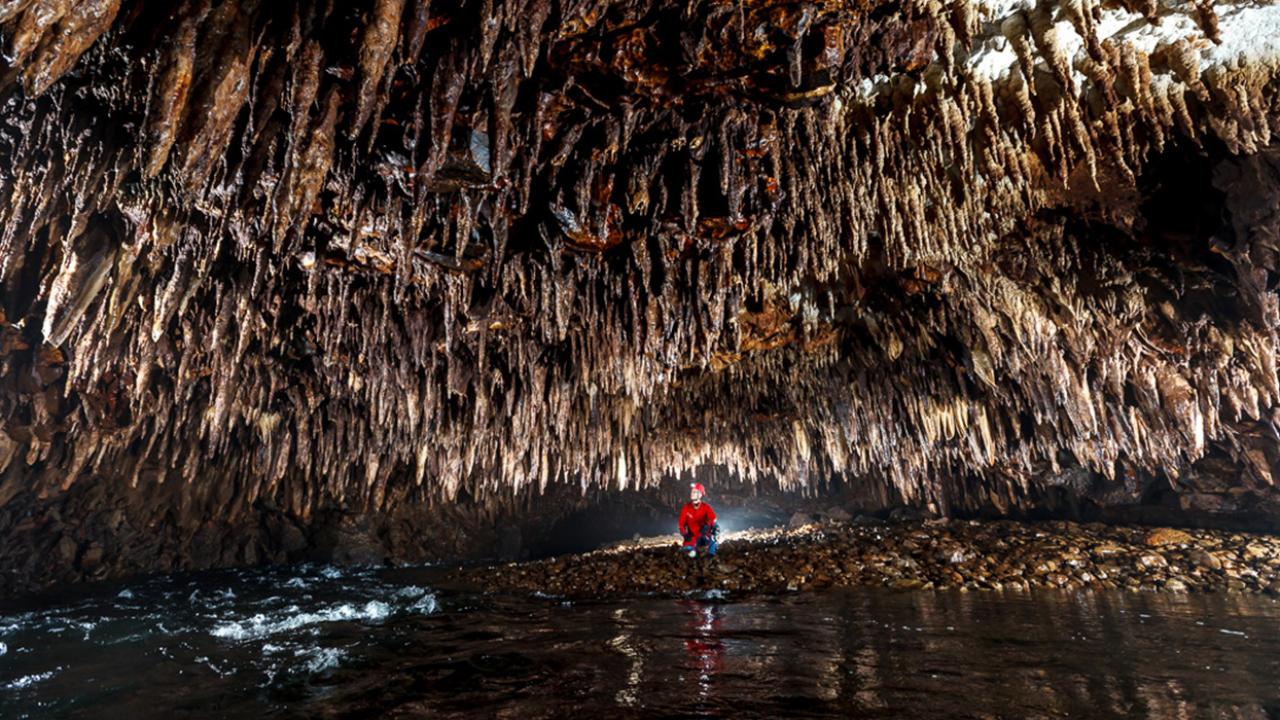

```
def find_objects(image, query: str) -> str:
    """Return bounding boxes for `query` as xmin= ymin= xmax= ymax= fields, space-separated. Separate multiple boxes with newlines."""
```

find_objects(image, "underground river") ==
xmin=2 ymin=561 xmax=1278 ymax=719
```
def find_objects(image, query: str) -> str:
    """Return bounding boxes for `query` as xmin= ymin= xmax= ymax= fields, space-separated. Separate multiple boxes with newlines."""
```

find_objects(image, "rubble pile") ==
xmin=468 ymin=519 xmax=1280 ymax=597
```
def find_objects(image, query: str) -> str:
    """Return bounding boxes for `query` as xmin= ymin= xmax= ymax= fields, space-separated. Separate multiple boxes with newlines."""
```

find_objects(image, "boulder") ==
xmin=825 ymin=506 xmax=853 ymax=522
xmin=789 ymin=512 xmax=815 ymax=528
xmin=1144 ymin=528 xmax=1193 ymax=547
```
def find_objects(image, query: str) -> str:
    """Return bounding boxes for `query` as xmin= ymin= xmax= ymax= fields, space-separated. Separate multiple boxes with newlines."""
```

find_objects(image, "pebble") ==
xmin=1137 ymin=553 xmax=1168 ymax=569
xmin=1190 ymin=549 xmax=1222 ymax=571
xmin=459 ymin=521 xmax=1280 ymax=599
xmin=1243 ymin=543 xmax=1273 ymax=561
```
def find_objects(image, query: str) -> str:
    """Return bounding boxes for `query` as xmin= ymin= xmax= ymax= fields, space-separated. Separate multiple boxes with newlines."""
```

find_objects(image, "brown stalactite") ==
xmin=1 ymin=0 xmax=1280 ymax=592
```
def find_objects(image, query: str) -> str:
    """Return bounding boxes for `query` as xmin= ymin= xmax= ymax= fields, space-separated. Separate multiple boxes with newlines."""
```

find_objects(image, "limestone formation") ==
xmin=2 ymin=0 xmax=1280 ymax=591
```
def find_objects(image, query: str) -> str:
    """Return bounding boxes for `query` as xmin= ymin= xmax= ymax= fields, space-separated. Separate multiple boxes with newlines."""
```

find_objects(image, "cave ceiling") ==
xmin=2 ymin=0 xmax=1280 ymax=525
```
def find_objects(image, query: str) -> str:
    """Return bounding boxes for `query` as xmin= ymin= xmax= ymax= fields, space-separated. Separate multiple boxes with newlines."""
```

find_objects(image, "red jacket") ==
xmin=679 ymin=502 xmax=717 ymax=546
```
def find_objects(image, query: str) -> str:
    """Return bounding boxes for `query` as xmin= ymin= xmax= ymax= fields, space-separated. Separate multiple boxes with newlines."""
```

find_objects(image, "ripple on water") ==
xmin=1 ymin=564 xmax=444 ymax=707
xmin=210 ymin=601 xmax=393 ymax=641
xmin=297 ymin=646 xmax=347 ymax=674
xmin=4 ymin=668 xmax=58 ymax=690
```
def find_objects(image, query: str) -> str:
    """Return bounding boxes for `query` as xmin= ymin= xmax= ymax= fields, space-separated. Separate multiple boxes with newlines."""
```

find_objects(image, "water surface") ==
xmin=2 ymin=564 xmax=1277 ymax=718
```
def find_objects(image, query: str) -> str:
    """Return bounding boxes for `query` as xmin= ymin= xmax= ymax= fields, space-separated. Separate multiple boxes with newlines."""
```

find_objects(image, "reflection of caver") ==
xmin=678 ymin=483 xmax=719 ymax=558
xmin=679 ymin=600 xmax=725 ymax=691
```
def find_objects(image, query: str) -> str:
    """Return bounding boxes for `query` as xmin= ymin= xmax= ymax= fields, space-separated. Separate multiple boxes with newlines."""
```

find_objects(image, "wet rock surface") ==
xmin=463 ymin=520 xmax=1280 ymax=598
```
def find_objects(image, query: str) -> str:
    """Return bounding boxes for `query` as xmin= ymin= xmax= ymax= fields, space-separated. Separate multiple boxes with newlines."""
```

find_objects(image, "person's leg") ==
xmin=696 ymin=533 xmax=716 ymax=557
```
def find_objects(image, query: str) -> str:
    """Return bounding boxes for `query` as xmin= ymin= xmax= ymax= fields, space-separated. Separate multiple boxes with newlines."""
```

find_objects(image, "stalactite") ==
xmin=1 ymin=0 xmax=1280 ymax=588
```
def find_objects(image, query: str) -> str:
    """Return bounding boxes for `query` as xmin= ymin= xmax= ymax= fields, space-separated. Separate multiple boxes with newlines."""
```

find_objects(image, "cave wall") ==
xmin=3 ymin=0 xmax=1280 ymax=593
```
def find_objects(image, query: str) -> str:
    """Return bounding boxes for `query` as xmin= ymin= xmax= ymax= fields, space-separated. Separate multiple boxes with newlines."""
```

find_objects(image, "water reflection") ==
xmin=678 ymin=599 xmax=725 ymax=702
xmin=608 ymin=607 xmax=643 ymax=708
xmin=2 ymin=574 xmax=1279 ymax=719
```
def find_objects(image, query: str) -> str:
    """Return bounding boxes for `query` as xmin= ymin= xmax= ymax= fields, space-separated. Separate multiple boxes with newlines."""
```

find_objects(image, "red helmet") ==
xmin=690 ymin=483 xmax=706 ymax=495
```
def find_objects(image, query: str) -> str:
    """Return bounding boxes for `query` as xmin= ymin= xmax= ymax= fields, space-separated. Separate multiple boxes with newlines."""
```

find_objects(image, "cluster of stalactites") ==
xmin=1 ymin=0 xmax=1279 ymax=523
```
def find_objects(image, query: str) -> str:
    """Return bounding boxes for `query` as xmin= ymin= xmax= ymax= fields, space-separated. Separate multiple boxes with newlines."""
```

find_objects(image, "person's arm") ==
xmin=678 ymin=505 xmax=690 ymax=535
xmin=699 ymin=505 xmax=717 ymax=535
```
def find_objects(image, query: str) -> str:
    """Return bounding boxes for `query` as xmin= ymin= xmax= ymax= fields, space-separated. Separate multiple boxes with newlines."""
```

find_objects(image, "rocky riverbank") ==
xmin=458 ymin=519 xmax=1280 ymax=598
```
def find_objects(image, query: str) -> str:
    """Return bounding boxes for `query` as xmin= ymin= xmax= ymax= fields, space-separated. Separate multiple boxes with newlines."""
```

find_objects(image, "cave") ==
xmin=2 ymin=0 xmax=1280 ymax=716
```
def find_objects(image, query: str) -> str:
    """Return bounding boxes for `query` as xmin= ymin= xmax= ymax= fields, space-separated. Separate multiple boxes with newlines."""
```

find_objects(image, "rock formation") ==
xmin=2 ymin=0 xmax=1280 ymax=591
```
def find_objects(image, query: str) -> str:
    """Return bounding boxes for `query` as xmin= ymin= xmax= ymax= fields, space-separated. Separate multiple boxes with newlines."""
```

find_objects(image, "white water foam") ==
xmin=71 ymin=620 xmax=96 ymax=641
xmin=210 ymin=600 xmax=392 ymax=641
xmin=407 ymin=593 xmax=439 ymax=614
xmin=394 ymin=585 xmax=429 ymax=599
xmin=394 ymin=585 xmax=440 ymax=613
xmin=295 ymin=646 xmax=347 ymax=673
xmin=4 ymin=669 xmax=57 ymax=690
